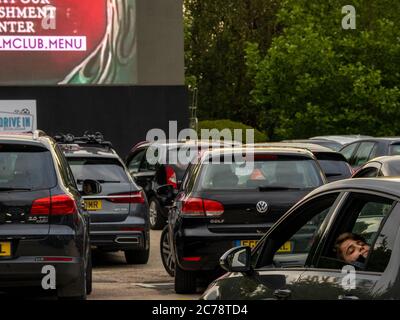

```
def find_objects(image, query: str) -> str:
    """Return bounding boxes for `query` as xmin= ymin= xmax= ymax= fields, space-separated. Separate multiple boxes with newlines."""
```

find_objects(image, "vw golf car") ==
xmin=160 ymin=147 xmax=326 ymax=293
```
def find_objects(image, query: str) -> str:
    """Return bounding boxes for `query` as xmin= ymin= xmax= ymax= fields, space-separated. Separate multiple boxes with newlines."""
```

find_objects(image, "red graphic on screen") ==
xmin=0 ymin=0 xmax=107 ymax=83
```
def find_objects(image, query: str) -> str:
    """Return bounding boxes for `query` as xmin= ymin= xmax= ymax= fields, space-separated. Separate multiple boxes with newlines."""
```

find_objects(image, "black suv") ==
xmin=161 ymin=147 xmax=326 ymax=293
xmin=55 ymin=133 xmax=150 ymax=264
xmin=0 ymin=131 xmax=98 ymax=299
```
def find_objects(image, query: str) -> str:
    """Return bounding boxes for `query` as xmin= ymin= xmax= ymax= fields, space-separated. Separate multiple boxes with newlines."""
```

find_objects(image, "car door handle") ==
xmin=273 ymin=289 xmax=291 ymax=299
xmin=338 ymin=295 xmax=359 ymax=300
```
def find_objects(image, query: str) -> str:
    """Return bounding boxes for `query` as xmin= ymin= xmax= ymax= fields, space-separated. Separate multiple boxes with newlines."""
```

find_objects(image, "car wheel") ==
xmin=149 ymin=198 xmax=166 ymax=230
xmin=124 ymin=249 xmax=150 ymax=264
xmin=160 ymin=226 xmax=175 ymax=277
xmin=174 ymin=264 xmax=197 ymax=294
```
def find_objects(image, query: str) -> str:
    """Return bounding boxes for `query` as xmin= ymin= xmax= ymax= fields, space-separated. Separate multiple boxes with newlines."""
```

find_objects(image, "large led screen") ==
xmin=0 ymin=0 xmax=136 ymax=85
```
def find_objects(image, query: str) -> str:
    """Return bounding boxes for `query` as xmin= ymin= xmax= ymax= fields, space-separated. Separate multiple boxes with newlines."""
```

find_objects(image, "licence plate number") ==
xmin=236 ymin=240 xmax=292 ymax=253
xmin=85 ymin=200 xmax=103 ymax=211
xmin=0 ymin=242 xmax=11 ymax=257
xmin=277 ymin=241 xmax=292 ymax=253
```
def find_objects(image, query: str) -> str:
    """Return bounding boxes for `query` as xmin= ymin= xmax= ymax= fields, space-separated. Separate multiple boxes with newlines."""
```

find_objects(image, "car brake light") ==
xmin=203 ymin=199 xmax=224 ymax=217
xmin=165 ymin=165 xmax=177 ymax=189
xmin=108 ymin=191 xmax=145 ymax=204
xmin=31 ymin=194 xmax=77 ymax=216
xmin=182 ymin=257 xmax=202 ymax=262
xmin=181 ymin=198 xmax=224 ymax=217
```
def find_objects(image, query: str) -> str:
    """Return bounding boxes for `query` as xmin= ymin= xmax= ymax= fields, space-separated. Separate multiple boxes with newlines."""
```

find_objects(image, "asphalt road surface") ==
xmin=89 ymin=230 xmax=202 ymax=300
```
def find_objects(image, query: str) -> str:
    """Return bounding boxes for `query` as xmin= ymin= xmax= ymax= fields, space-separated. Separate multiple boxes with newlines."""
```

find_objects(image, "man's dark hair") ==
xmin=334 ymin=232 xmax=367 ymax=260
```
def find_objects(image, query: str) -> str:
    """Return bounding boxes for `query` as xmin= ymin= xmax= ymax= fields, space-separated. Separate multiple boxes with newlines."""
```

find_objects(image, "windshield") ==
xmin=68 ymin=157 xmax=129 ymax=184
xmin=0 ymin=144 xmax=56 ymax=190
xmin=197 ymin=156 xmax=323 ymax=190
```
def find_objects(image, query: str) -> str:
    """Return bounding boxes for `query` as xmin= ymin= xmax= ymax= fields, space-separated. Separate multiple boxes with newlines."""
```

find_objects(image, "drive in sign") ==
xmin=0 ymin=100 xmax=37 ymax=132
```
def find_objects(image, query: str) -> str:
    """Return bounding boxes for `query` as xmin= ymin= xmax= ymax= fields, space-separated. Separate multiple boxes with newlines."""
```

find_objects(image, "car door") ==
xmin=127 ymin=148 xmax=156 ymax=192
xmin=205 ymin=192 xmax=342 ymax=300
xmin=295 ymin=191 xmax=400 ymax=300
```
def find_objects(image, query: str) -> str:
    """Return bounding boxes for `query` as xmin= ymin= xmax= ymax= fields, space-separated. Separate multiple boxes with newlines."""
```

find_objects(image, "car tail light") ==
xmin=31 ymin=194 xmax=77 ymax=216
xmin=108 ymin=191 xmax=145 ymax=204
xmin=165 ymin=165 xmax=177 ymax=189
xmin=181 ymin=198 xmax=224 ymax=217
xmin=203 ymin=199 xmax=224 ymax=217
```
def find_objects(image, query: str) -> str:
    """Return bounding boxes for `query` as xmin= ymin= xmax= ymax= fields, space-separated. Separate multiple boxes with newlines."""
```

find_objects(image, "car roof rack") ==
xmin=54 ymin=132 xmax=113 ymax=149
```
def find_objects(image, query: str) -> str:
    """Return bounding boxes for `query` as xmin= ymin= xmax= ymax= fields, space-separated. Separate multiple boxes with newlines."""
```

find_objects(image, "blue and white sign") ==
xmin=0 ymin=100 xmax=37 ymax=132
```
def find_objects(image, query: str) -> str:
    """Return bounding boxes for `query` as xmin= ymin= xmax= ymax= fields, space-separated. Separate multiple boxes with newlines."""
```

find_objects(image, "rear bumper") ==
xmin=174 ymin=225 xmax=266 ymax=272
xmin=0 ymin=257 xmax=82 ymax=290
xmin=90 ymin=216 xmax=149 ymax=251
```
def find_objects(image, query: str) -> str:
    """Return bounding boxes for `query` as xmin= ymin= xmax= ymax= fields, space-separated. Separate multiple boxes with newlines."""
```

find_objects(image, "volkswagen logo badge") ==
xmin=256 ymin=201 xmax=269 ymax=214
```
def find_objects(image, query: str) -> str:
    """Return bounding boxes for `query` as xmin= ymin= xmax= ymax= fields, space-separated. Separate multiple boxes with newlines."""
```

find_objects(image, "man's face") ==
xmin=339 ymin=239 xmax=370 ymax=263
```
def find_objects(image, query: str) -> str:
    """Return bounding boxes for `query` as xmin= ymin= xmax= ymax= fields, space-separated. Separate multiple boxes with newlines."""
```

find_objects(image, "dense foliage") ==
xmin=185 ymin=0 xmax=400 ymax=140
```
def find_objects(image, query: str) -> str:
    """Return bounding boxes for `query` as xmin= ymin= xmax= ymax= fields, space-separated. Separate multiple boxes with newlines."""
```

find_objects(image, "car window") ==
xmin=128 ymin=149 xmax=146 ymax=174
xmin=316 ymin=193 xmax=396 ymax=273
xmin=353 ymin=142 xmax=377 ymax=167
xmin=68 ymin=157 xmax=130 ymax=184
xmin=55 ymin=145 xmax=78 ymax=190
xmin=318 ymin=160 xmax=352 ymax=181
xmin=198 ymin=155 xmax=324 ymax=191
xmin=341 ymin=143 xmax=358 ymax=162
xmin=353 ymin=166 xmax=380 ymax=178
xmin=254 ymin=192 xmax=340 ymax=269
xmin=0 ymin=144 xmax=57 ymax=190
xmin=389 ymin=144 xmax=400 ymax=156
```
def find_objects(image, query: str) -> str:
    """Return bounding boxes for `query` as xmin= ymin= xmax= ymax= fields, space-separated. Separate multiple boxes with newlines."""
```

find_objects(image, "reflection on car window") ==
xmin=199 ymin=157 xmax=323 ymax=190
xmin=317 ymin=193 xmax=395 ymax=272
xmin=128 ymin=150 xmax=145 ymax=174
xmin=255 ymin=193 xmax=339 ymax=269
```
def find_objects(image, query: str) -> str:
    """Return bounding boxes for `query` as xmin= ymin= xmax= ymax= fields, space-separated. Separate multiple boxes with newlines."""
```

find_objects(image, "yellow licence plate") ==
xmin=240 ymin=240 xmax=259 ymax=248
xmin=0 ymin=242 xmax=11 ymax=257
xmin=239 ymin=240 xmax=291 ymax=253
xmin=277 ymin=241 xmax=292 ymax=253
xmin=85 ymin=200 xmax=103 ymax=211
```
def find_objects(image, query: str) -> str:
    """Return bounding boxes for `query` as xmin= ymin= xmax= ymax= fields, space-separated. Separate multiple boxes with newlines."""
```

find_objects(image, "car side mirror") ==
xmin=81 ymin=179 xmax=102 ymax=196
xmin=220 ymin=246 xmax=252 ymax=273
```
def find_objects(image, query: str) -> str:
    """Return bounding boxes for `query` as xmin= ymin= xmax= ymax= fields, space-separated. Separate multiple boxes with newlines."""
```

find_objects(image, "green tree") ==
xmin=246 ymin=0 xmax=400 ymax=140
xmin=184 ymin=0 xmax=281 ymax=129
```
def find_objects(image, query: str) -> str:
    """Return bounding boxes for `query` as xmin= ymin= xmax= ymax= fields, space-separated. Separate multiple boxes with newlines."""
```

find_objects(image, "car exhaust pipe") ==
xmin=115 ymin=237 xmax=140 ymax=244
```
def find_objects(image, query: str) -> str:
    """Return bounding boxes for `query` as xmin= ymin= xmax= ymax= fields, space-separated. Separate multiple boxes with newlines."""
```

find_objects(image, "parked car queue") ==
xmin=2 ymin=131 xmax=400 ymax=300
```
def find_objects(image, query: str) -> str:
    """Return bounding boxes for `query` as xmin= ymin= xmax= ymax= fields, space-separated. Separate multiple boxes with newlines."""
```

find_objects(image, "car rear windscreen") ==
xmin=198 ymin=155 xmax=324 ymax=190
xmin=68 ymin=157 xmax=129 ymax=184
xmin=314 ymin=152 xmax=352 ymax=179
xmin=0 ymin=144 xmax=56 ymax=190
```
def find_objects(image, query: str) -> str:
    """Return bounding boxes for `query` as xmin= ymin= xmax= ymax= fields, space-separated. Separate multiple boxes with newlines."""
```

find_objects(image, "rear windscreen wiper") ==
xmin=258 ymin=186 xmax=302 ymax=192
xmin=325 ymin=173 xmax=342 ymax=177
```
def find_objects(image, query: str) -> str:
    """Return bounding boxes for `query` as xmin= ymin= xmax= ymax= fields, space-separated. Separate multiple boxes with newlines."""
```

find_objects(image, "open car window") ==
xmin=316 ymin=193 xmax=398 ymax=273
xmin=254 ymin=192 xmax=341 ymax=269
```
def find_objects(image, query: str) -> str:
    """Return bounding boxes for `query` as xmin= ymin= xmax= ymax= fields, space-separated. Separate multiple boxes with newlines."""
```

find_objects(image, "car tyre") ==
xmin=149 ymin=197 xmax=166 ymax=230
xmin=125 ymin=249 xmax=150 ymax=265
xmin=174 ymin=264 xmax=197 ymax=294
xmin=160 ymin=226 xmax=175 ymax=277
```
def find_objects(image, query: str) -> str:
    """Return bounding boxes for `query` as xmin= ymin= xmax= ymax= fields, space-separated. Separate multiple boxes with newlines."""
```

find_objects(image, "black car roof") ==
xmin=305 ymin=177 xmax=400 ymax=200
